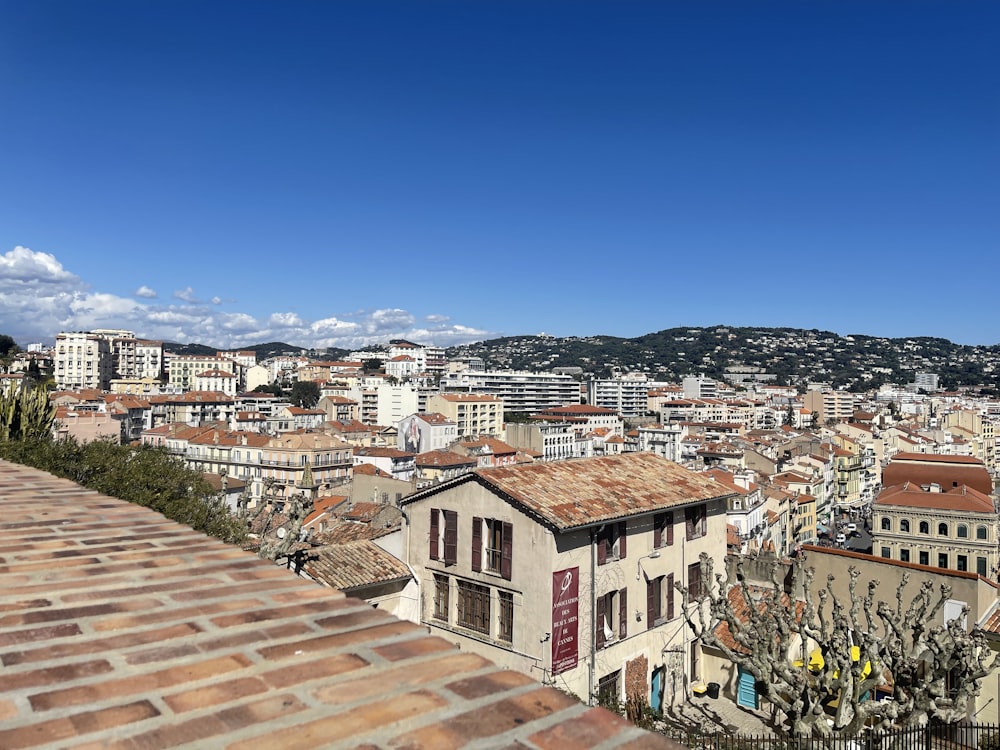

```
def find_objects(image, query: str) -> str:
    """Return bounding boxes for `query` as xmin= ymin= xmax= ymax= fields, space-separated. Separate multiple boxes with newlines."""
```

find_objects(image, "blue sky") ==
xmin=1 ymin=1 xmax=997 ymax=350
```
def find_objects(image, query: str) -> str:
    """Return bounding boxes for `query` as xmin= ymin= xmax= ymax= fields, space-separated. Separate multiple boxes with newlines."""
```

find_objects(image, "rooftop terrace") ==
xmin=0 ymin=459 xmax=677 ymax=749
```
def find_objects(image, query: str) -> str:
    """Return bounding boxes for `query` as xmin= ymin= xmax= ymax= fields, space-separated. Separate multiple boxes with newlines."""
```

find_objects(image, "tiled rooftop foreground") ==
xmin=0 ymin=460 xmax=680 ymax=749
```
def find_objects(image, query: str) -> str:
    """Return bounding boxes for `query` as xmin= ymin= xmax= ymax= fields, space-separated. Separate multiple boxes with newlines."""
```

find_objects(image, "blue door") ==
xmin=737 ymin=666 xmax=758 ymax=709
xmin=650 ymin=667 xmax=664 ymax=713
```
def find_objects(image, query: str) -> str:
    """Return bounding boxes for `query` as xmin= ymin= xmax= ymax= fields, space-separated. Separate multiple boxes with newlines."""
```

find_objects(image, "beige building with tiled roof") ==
xmin=401 ymin=452 xmax=734 ymax=711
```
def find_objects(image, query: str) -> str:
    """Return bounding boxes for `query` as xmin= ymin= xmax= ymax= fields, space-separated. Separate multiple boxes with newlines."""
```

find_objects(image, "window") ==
xmin=938 ymin=553 xmax=948 ymax=569
xmin=646 ymin=575 xmax=673 ymax=627
xmin=457 ymin=580 xmax=490 ymax=635
xmin=919 ymin=521 xmax=930 ymax=534
xmin=433 ymin=574 xmax=449 ymax=621
xmin=430 ymin=509 xmax=458 ymax=565
xmin=977 ymin=526 xmax=989 ymax=540
xmin=685 ymin=505 xmax=707 ymax=540
xmin=596 ymin=588 xmax=627 ymax=649
xmin=498 ymin=590 xmax=513 ymax=643
xmin=978 ymin=557 xmax=988 ymax=577
xmin=881 ymin=517 xmax=891 ymax=531
xmin=957 ymin=555 xmax=968 ymax=572
xmin=654 ymin=511 xmax=674 ymax=548
xmin=597 ymin=670 xmax=621 ymax=706
xmin=919 ymin=551 xmax=929 ymax=566
xmin=687 ymin=561 xmax=706 ymax=600
xmin=957 ymin=524 xmax=968 ymax=539
xmin=472 ymin=517 xmax=513 ymax=580
xmin=597 ymin=522 xmax=627 ymax=565
xmin=881 ymin=547 xmax=890 ymax=559
xmin=900 ymin=519 xmax=910 ymax=533
xmin=900 ymin=549 xmax=910 ymax=563
xmin=938 ymin=523 xmax=949 ymax=537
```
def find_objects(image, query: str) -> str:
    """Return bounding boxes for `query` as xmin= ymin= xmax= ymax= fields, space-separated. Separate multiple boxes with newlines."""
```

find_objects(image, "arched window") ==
xmin=881 ymin=517 xmax=891 ymax=531
xmin=977 ymin=525 xmax=989 ymax=540
xmin=900 ymin=519 xmax=910 ymax=533
xmin=919 ymin=521 xmax=929 ymax=534
xmin=957 ymin=524 xmax=969 ymax=539
xmin=938 ymin=522 xmax=949 ymax=536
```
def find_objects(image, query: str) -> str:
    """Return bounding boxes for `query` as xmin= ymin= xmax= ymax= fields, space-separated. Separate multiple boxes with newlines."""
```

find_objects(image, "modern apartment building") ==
xmin=426 ymin=393 xmax=504 ymax=439
xmin=437 ymin=370 xmax=579 ymax=416
xmin=586 ymin=376 xmax=650 ymax=419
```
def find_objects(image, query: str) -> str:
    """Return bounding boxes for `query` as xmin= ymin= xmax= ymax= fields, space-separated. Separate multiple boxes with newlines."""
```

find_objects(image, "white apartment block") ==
xmin=438 ymin=370 xmax=579 ymax=415
xmin=167 ymin=354 xmax=237 ymax=392
xmin=54 ymin=332 xmax=113 ymax=390
xmin=804 ymin=389 xmax=857 ymax=424
xmin=682 ymin=376 xmax=718 ymax=399
xmin=586 ymin=375 xmax=650 ymax=418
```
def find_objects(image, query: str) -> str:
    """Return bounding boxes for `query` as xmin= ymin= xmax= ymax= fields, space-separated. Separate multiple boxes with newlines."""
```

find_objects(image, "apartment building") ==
xmin=505 ymin=422 xmax=578 ymax=462
xmin=398 ymin=412 xmax=458 ymax=454
xmin=531 ymin=403 xmax=624 ymax=437
xmin=804 ymin=388 xmax=857 ymax=424
xmin=437 ymin=370 xmax=579 ymax=415
xmin=149 ymin=391 xmax=236 ymax=428
xmin=400 ymin=453 xmax=733 ymax=710
xmin=193 ymin=368 xmax=238 ymax=397
xmin=586 ymin=376 xmax=651 ymax=419
xmin=426 ymin=393 xmax=504 ymax=439
xmin=167 ymin=354 xmax=237 ymax=392
xmin=54 ymin=331 xmax=112 ymax=390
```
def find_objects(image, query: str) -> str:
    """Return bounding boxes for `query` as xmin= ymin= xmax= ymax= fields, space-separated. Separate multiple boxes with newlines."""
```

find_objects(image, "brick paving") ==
xmin=0 ymin=460 xmax=686 ymax=749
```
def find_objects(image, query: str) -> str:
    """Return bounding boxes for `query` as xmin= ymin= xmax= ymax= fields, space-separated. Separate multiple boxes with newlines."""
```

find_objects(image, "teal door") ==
xmin=737 ymin=666 xmax=758 ymax=709
xmin=650 ymin=667 xmax=664 ymax=713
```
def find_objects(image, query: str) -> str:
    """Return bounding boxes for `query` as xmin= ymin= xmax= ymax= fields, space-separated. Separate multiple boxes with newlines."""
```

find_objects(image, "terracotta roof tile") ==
xmin=304 ymin=541 xmax=412 ymax=591
xmin=405 ymin=453 xmax=733 ymax=530
xmin=0 ymin=460 xmax=676 ymax=749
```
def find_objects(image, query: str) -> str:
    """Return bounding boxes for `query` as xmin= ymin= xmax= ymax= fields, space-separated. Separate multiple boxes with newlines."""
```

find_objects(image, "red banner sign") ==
xmin=551 ymin=567 xmax=579 ymax=675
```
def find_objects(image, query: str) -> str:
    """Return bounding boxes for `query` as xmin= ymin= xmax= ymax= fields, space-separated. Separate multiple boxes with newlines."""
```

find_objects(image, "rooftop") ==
xmin=0 ymin=460 xmax=675 ymax=749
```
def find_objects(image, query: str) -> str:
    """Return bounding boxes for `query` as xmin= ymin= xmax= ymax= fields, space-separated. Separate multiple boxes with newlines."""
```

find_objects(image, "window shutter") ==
xmin=471 ymin=517 xmax=482 ymax=572
xmin=596 ymin=593 xmax=606 ymax=650
xmin=617 ymin=522 xmax=627 ymax=559
xmin=666 ymin=512 xmax=674 ymax=546
xmin=444 ymin=510 xmax=458 ymax=565
xmin=686 ymin=508 xmax=694 ymax=541
xmin=597 ymin=531 xmax=608 ymax=566
xmin=667 ymin=573 xmax=675 ymax=620
xmin=429 ymin=509 xmax=439 ymax=560
xmin=653 ymin=513 xmax=663 ymax=548
xmin=646 ymin=578 xmax=656 ymax=630
xmin=501 ymin=522 xmax=513 ymax=581
xmin=699 ymin=506 xmax=706 ymax=537
xmin=619 ymin=587 xmax=627 ymax=639
xmin=688 ymin=562 xmax=701 ymax=599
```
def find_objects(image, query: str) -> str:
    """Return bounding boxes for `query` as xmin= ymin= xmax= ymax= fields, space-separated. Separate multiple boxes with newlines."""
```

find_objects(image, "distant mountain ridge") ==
xmin=168 ymin=326 xmax=1000 ymax=393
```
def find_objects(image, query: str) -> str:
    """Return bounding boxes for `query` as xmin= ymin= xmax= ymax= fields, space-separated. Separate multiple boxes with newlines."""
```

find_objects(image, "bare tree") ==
xmin=681 ymin=552 xmax=999 ymax=736
xmin=237 ymin=477 xmax=315 ymax=563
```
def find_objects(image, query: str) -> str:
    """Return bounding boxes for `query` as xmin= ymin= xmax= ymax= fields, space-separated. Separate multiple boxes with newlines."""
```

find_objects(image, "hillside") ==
xmin=445 ymin=326 xmax=1000 ymax=393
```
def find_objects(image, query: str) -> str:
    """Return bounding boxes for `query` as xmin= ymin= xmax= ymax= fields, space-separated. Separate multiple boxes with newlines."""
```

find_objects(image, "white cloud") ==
xmin=0 ymin=246 xmax=496 ymax=350
xmin=0 ymin=246 xmax=79 ymax=284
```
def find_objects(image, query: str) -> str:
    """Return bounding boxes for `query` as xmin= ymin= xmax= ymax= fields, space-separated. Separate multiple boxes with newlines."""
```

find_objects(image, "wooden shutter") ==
xmin=666 ymin=573 xmax=675 ymax=620
xmin=653 ymin=513 xmax=663 ymax=548
xmin=429 ymin=509 xmax=439 ymax=560
xmin=597 ymin=530 xmax=608 ymax=566
xmin=501 ymin=521 xmax=513 ymax=581
xmin=666 ymin=511 xmax=674 ymax=546
xmin=471 ymin=517 xmax=482 ymax=572
xmin=646 ymin=578 xmax=656 ymax=630
xmin=596 ymin=593 xmax=606 ymax=650
xmin=619 ymin=587 xmax=627 ymax=639
xmin=699 ymin=506 xmax=707 ymax=537
xmin=688 ymin=562 xmax=701 ymax=599
xmin=686 ymin=507 xmax=694 ymax=541
xmin=443 ymin=510 xmax=458 ymax=565
xmin=617 ymin=522 xmax=627 ymax=559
